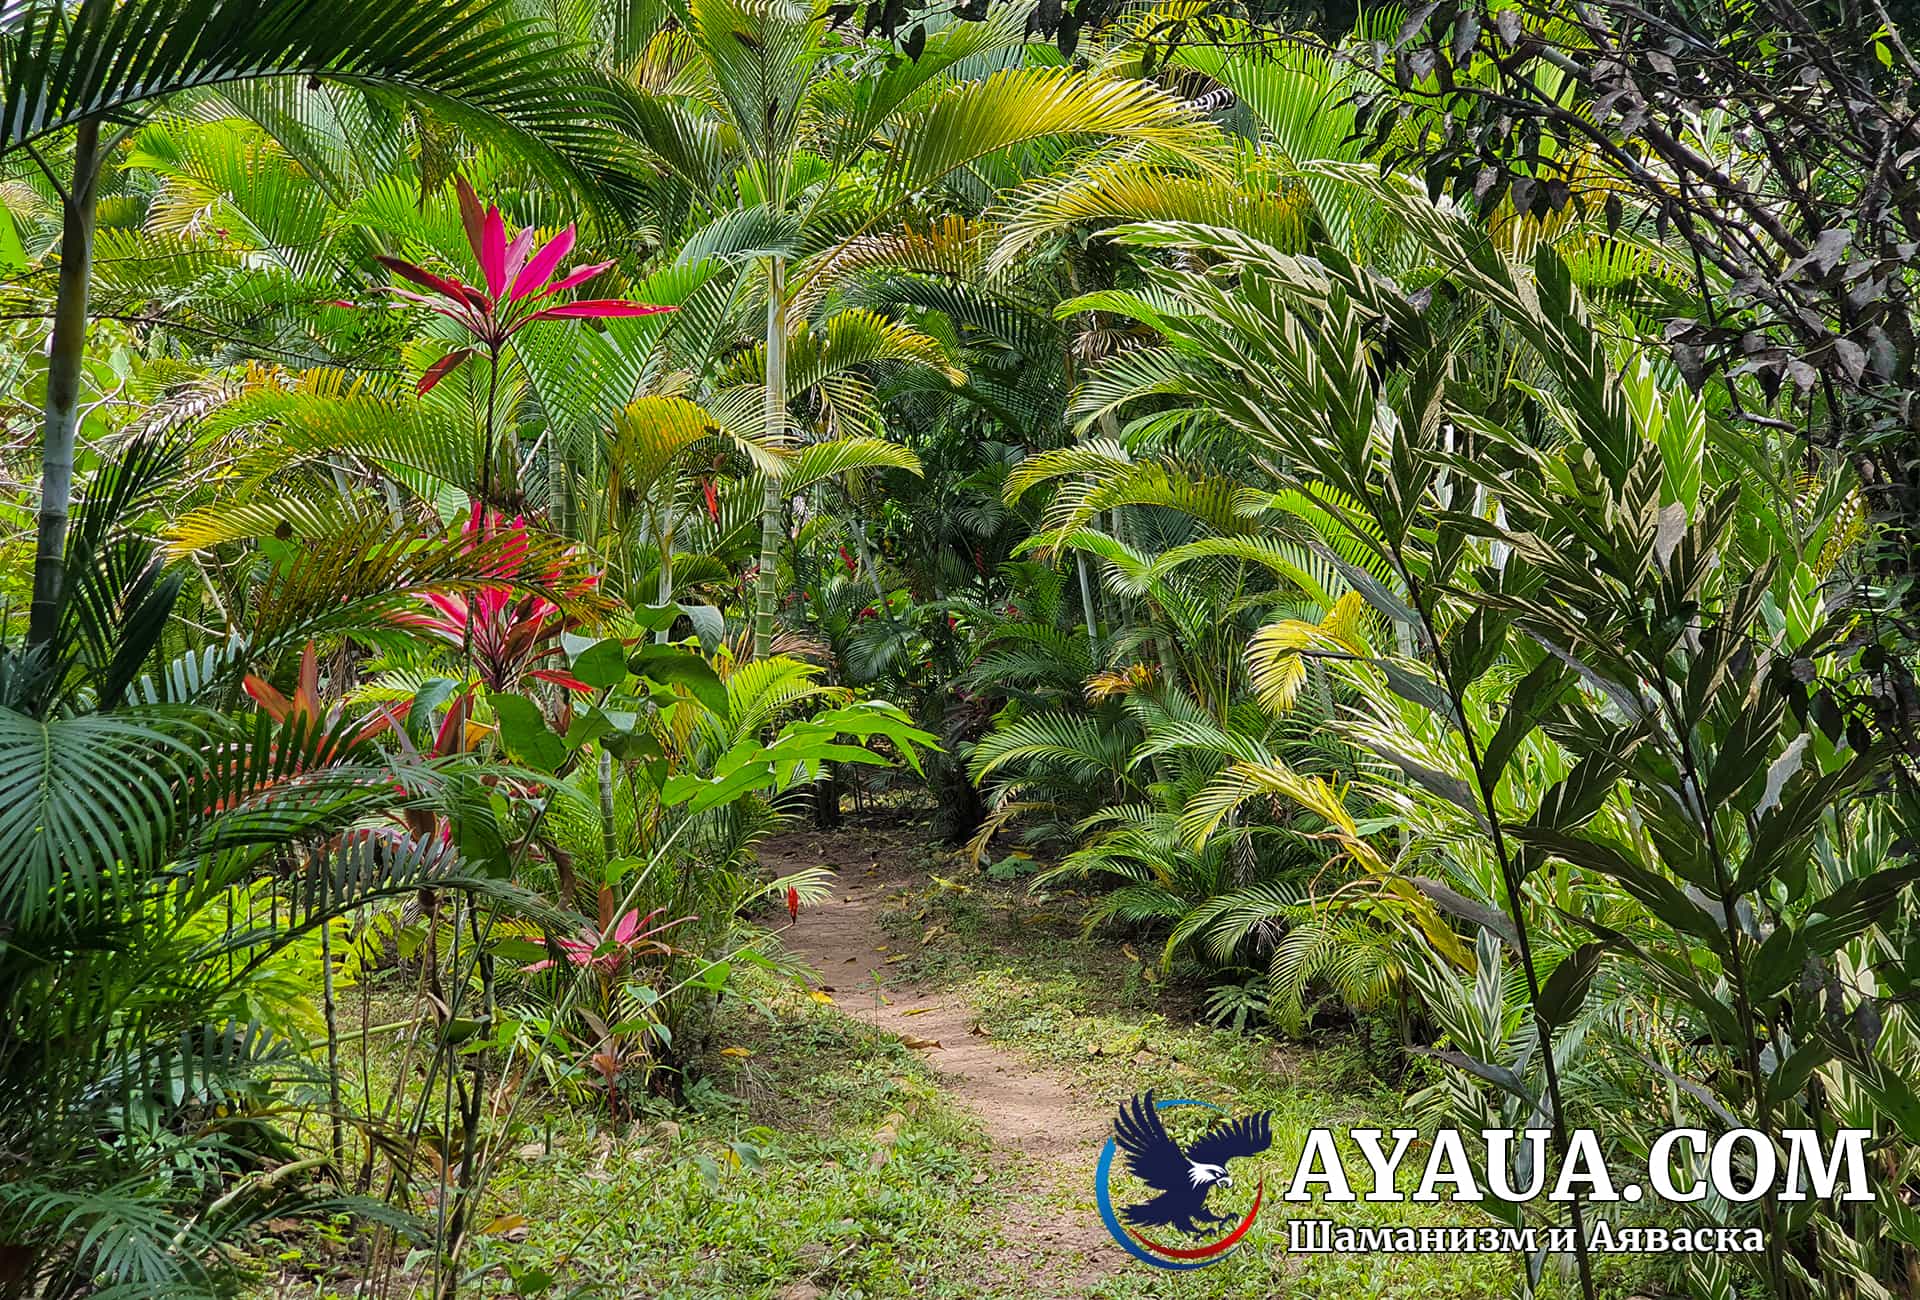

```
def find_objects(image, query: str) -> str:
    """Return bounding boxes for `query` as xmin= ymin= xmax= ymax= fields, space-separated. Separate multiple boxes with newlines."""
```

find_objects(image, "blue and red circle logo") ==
xmin=1095 ymin=1091 xmax=1272 ymax=1270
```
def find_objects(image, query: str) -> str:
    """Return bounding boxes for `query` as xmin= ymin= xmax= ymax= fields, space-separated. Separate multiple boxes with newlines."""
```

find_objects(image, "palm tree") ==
xmin=0 ymin=0 xmax=651 ymax=656
xmin=605 ymin=0 xmax=1218 ymax=654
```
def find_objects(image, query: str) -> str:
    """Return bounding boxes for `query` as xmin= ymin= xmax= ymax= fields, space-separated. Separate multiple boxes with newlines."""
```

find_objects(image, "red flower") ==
xmin=786 ymin=886 xmax=800 ymax=924
xmin=375 ymin=177 xmax=674 ymax=394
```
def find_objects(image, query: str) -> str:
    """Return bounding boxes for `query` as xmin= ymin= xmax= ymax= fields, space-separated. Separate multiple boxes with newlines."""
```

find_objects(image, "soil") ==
xmin=760 ymin=818 xmax=1130 ymax=1294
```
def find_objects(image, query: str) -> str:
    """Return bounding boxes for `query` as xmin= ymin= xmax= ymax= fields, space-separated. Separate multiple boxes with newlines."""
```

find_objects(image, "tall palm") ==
xmin=0 ymin=0 xmax=651 ymax=655
xmin=606 ymin=0 xmax=1218 ymax=653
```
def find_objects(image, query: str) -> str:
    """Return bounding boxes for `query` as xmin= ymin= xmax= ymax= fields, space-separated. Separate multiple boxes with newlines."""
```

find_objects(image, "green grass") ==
xmin=451 ymin=990 xmax=1001 ymax=1298
xmin=266 ymin=825 xmax=1667 ymax=1298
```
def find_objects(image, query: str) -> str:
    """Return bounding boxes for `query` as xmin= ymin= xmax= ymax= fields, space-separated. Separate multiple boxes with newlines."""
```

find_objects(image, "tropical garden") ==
xmin=2 ymin=0 xmax=1918 ymax=1296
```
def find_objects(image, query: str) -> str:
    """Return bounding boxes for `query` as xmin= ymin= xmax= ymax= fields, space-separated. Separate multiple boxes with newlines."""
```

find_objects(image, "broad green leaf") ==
xmin=1748 ymin=923 xmax=1807 ymax=1001
xmin=567 ymin=637 xmax=630 ymax=690
xmin=492 ymin=938 xmax=550 ymax=964
xmin=1537 ymin=943 xmax=1604 ymax=1029
xmin=490 ymin=692 xmax=565 ymax=773
xmin=662 ymin=760 xmax=775 ymax=816
xmin=629 ymin=644 xmax=727 ymax=718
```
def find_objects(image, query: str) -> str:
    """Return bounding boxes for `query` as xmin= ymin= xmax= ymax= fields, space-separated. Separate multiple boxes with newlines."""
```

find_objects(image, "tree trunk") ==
xmin=28 ymin=119 xmax=101 ymax=654
xmin=1075 ymin=554 xmax=1099 ymax=644
xmin=548 ymin=428 xmax=571 ymax=538
xmin=654 ymin=524 xmax=673 ymax=645
xmin=753 ymin=256 xmax=788 ymax=658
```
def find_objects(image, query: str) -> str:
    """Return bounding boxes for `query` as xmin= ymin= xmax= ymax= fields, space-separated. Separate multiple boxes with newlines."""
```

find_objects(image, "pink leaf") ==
xmin=502 ymin=225 xmax=536 ymax=293
xmin=533 ymin=260 xmax=614 ymax=299
xmin=609 ymin=910 xmax=642 ymax=946
xmin=480 ymin=205 xmax=508 ymax=297
xmin=524 ymin=299 xmax=676 ymax=323
xmin=417 ymin=347 xmax=474 ymax=395
xmin=510 ymin=225 xmax=577 ymax=300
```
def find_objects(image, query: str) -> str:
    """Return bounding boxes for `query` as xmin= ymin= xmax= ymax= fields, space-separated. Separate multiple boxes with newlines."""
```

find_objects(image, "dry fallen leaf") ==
xmin=482 ymin=1214 xmax=528 ymax=1237
xmin=1121 ymin=943 xmax=1142 ymax=964
xmin=807 ymin=989 xmax=835 ymax=1005
xmin=900 ymin=1034 xmax=942 ymax=1049
xmin=971 ymin=1172 xmax=990 ymax=1186
xmin=719 ymin=1046 xmax=753 ymax=1058
xmin=900 ymin=1007 xmax=933 ymax=1016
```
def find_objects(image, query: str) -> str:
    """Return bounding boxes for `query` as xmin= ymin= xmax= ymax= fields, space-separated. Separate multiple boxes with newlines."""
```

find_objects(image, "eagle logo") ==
xmin=1095 ymin=1091 xmax=1274 ymax=1269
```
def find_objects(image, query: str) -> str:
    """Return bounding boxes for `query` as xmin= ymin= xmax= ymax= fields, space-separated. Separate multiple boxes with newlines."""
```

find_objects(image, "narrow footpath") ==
xmin=763 ymin=823 xmax=1128 ymax=1294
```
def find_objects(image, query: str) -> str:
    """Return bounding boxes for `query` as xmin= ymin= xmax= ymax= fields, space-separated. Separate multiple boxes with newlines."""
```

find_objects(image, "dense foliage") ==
xmin=2 ymin=1 xmax=1917 ymax=1297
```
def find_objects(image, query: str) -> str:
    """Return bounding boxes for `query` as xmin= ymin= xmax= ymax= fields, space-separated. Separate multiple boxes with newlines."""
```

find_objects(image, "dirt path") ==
xmin=762 ymin=821 xmax=1127 ymax=1292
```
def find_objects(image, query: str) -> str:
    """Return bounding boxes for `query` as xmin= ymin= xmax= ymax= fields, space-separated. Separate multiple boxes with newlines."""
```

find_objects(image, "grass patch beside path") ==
xmin=468 ymin=993 xmax=998 ymax=1299
xmin=873 ymin=843 xmax=1541 ymax=1300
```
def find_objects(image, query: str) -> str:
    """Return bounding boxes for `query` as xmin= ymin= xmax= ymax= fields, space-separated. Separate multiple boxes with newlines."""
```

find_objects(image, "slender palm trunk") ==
xmin=752 ymin=255 xmax=788 ymax=658
xmin=655 ymin=515 xmax=674 ymax=645
xmin=1075 ymin=555 xmax=1099 ymax=644
xmin=320 ymin=919 xmax=345 ymax=1172
xmin=27 ymin=120 xmax=101 ymax=653
xmin=548 ymin=431 xmax=571 ymax=537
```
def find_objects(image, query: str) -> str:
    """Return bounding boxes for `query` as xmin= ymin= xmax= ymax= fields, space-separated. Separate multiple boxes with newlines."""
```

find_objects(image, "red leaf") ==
xmin=524 ymin=299 xmax=675 ymax=323
xmin=292 ymin=640 xmax=323 ymax=719
xmin=786 ymin=886 xmax=800 ymax=923
xmin=511 ymin=224 xmax=577 ymax=300
xmin=418 ymin=347 xmax=474 ymax=395
xmin=242 ymin=673 xmax=291 ymax=721
xmin=455 ymin=177 xmax=488 ymax=269
xmin=528 ymin=667 xmax=594 ymax=693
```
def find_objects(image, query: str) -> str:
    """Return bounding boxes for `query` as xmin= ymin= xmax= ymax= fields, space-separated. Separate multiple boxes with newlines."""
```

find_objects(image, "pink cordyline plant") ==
xmin=392 ymin=503 xmax=600 ymax=695
xmin=373 ymin=177 xmax=674 ymax=506
xmin=377 ymin=176 xmax=673 ymax=395
xmin=521 ymin=907 xmax=693 ymax=973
